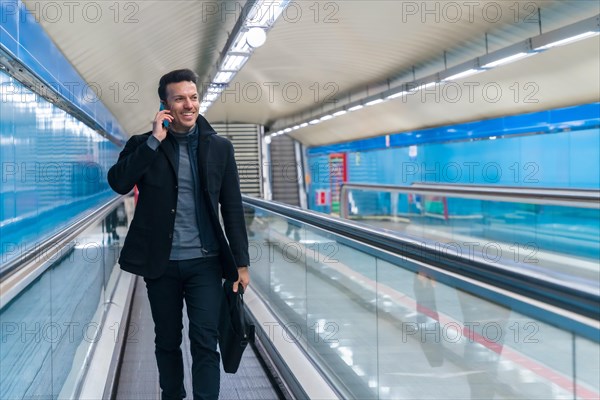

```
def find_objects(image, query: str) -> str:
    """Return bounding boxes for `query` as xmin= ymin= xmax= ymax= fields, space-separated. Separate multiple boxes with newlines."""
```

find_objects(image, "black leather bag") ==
xmin=219 ymin=281 xmax=255 ymax=373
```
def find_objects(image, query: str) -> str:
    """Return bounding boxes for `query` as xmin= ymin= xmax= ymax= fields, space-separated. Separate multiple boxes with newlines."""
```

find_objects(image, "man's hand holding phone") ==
xmin=152 ymin=103 xmax=173 ymax=142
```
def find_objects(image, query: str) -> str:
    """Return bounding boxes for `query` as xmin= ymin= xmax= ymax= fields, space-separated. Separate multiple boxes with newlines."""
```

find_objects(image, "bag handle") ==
xmin=235 ymin=285 xmax=249 ymax=342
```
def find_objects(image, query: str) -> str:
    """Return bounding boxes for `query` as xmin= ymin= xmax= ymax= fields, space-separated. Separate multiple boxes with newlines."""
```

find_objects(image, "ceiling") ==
xmin=24 ymin=0 xmax=600 ymax=146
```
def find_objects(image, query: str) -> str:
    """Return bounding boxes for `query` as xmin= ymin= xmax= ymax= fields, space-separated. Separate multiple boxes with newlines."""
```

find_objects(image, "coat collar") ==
xmin=196 ymin=114 xmax=216 ymax=142
xmin=159 ymin=114 xmax=216 ymax=179
xmin=196 ymin=115 xmax=212 ymax=186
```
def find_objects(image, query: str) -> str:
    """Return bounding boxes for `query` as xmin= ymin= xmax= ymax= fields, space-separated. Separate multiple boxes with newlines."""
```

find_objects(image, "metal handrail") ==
xmin=339 ymin=182 xmax=600 ymax=218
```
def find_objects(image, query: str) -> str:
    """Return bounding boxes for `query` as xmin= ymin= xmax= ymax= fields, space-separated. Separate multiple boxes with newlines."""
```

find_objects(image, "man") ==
xmin=108 ymin=69 xmax=250 ymax=400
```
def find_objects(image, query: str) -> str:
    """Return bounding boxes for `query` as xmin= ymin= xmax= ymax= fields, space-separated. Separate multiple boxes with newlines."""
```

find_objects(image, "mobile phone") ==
xmin=159 ymin=103 xmax=169 ymax=128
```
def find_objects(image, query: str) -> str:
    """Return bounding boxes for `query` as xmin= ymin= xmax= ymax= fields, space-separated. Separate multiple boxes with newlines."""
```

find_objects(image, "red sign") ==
xmin=316 ymin=190 xmax=327 ymax=205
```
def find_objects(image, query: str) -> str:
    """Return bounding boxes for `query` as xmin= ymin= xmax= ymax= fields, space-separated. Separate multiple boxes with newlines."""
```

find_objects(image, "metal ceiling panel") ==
xmin=23 ymin=0 xmax=245 ymax=136
xmin=287 ymin=37 xmax=600 ymax=146
xmin=205 ymin=1 xmax=598 ymax=126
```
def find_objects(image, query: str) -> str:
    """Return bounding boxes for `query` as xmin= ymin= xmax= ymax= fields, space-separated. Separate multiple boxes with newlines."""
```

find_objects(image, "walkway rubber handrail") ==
xmin=339 ymin=182 xmax=600 ymax=218
xmin=242 ymin=195 xmax=599 ymax=341
xmin=0 ymin=195 xmax=124 ymax=280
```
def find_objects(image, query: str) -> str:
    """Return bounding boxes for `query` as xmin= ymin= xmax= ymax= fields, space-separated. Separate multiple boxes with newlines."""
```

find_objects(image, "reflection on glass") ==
xmin=344 ymin=187 xmax=599 ymax=292
xmin=576 ymin=336 xmax=600 ymax=398
xmin=0 ymin=206 xmax=126 ymax=399
xmin=243 ymin=202 xmax=599 ymax=400
xmin=0 ymin=70 xmax=121 ymax=267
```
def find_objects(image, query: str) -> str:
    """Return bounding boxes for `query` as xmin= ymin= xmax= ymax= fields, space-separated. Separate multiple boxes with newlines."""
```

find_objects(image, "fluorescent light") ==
xmin=231 ymin=32 xmax=252 ymax=53
xmin=206 ymin=93 xmax=219 ymax=102
xmin=332 ymin=110 xmax=347 ymax=117
xmin=222 ymin=55 xmax=248 ymax=71
xmin=443 ymin=69 xmax=482 ymax=81
xmin=408 ymin=82 xmax=436 ymax=92
xmin=269 ymin=1 xmax=287 ymax=22
xmin=292 ymin=125 xmax=300 ymax=130
xmin=309 ymin=119 xmax=321 ymax=125
xmin=348 ymin=105 xmax=363 ymax=112
xmin=482 ymin=52 xmax=531 ymax=68
xmin=202 ymin=1 xmax=290 ymax=114
xmin=414 ymin=82 xmax=436 ymax=90
xmin=214 ymin=71 xmax=234 ymax=83
xmin=284 ymin=127 xmax=292 ymax=133
xmin=535 ymin=31 xmax=599 ymax=50
xmin=246 ymin=0 xmax=288 ymax=27
xmin=247 ymin=2 xmax=273 ymax=26
xmin=365 ymin=98 xmax=385 ymax=106
xmin=386 ymin=91 xmax=408 ymax=99
xmin=207 ymin=86 xmax=223 ymax=94
xmin=299 ymin=123 xmax=308 ymax=128
xmin=320 ymin=115 xmax=333 ymax=121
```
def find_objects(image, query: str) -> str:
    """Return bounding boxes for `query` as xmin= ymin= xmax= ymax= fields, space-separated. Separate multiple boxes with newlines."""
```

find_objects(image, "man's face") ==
xmin=164 ymin=81 xmax=199 ymax=132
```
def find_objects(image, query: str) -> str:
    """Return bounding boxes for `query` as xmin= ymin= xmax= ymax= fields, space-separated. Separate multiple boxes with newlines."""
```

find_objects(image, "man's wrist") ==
xmin=147 ymin=135 xmax=161 ymax=150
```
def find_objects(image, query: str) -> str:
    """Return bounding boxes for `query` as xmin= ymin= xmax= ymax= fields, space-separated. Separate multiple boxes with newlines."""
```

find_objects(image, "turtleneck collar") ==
xmin=170 ymin=123 xmax=198 ymax=140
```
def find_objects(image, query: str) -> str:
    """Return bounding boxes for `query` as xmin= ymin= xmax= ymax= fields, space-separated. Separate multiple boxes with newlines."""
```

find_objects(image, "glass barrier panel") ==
xmin=243 ymin=202 xmax=600 ymax=400
xmin=575 ymin=335 xmax=600 ymax=398
xmin=303 ymin=229 xmax=378 ymax=398
xmin=0 ymin=70 xmax=121 ymax=269
xmin=0 ymin=201 xmax=127 ymax=399
xmin=344 ymin=188 xmax=600 ymax=292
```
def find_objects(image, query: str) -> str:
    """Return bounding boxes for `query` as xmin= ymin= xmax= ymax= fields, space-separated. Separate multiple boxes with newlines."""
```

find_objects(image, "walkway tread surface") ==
xmin=115 ymin=275 xmax=282 ymax=400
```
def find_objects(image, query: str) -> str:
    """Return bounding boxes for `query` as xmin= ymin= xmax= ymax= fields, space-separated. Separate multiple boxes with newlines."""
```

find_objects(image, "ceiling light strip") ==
xmin=268 ymin=15 xmax=599 ymax=139
xmin=201 ymin=0 xmax=291 ymax=111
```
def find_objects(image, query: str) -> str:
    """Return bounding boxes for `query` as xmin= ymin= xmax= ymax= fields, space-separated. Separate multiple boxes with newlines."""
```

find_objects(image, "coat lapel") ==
xmin=160 ymin=135 xmax=178 ymax=176
xmin=198 ymin=133 xmax=211 ymax=188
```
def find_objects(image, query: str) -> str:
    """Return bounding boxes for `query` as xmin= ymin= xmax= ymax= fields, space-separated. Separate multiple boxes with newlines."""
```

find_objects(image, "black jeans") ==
xmin=144 ymin=257 xmax=222 ymax=400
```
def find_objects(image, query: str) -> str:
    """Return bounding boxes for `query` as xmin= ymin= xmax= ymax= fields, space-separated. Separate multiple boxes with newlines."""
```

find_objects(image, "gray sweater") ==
xmin=147 ymin=126 xmax=219 ymax=260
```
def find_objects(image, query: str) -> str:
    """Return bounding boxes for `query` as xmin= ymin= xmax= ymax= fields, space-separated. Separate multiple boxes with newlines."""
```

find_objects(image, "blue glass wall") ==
xmin=0 ymin=209 xmax=125 ymax=399
xmin=0 ymin=70 xmax=121 ymax=265
xmin=306 ymin=104 xmax=600 ymax=213
xmin=0 ymin=0 xmax=126 ymax=140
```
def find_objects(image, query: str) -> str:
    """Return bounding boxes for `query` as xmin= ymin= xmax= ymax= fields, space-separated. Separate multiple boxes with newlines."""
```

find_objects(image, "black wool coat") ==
xmin=107 ymin=115 xmax=249 ymax=281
